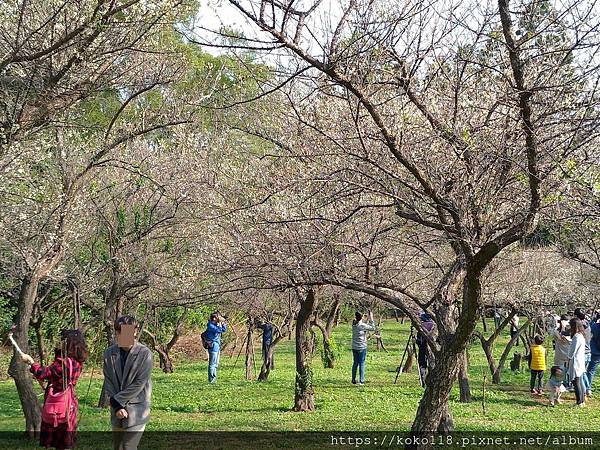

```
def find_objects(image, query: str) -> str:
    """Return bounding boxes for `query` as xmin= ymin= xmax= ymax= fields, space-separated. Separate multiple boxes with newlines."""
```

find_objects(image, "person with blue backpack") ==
xmin=202 ymin=311 xmax=228 ymax=383
xmin=586 ymin=313 xmax=600 ymax=396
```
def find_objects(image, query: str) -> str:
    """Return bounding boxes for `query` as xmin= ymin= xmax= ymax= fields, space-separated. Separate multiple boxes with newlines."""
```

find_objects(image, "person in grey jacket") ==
xmin=351 ymin=310 xmax=376 ymax=385
xmin=103 ymin=315 xmax=153 ymax=450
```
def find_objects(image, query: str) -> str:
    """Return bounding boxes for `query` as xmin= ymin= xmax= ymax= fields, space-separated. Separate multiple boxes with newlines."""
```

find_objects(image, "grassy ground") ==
xmin=1 ymin=320 xmax=599 ymax=447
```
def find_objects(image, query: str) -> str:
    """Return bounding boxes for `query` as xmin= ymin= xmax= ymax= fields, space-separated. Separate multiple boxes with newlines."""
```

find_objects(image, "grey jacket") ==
xmin=103 ymin=342 xmax=153 ymax=429
xmin=352 ymin=320 xmax=376 ymax=350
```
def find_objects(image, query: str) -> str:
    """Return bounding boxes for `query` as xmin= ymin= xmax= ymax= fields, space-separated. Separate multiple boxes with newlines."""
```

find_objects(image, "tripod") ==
xmin=394 ymin=327 xmax=420 ymax=384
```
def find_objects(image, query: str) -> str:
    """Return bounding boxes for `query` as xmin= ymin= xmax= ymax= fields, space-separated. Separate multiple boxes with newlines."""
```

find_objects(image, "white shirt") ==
xmin=568 ymin=333 xmax=586 ymax=378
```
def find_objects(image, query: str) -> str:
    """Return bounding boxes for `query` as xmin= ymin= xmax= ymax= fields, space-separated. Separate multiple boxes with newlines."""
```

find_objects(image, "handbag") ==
xmin=41 ymin=357 xmax=75 ymax=428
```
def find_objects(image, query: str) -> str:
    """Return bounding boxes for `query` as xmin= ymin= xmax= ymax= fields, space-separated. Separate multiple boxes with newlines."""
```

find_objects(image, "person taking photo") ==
xmin=204 ymin=311 xmax=228 ymax=383
xmin=351 ymin=310 xmax=376 ymax=385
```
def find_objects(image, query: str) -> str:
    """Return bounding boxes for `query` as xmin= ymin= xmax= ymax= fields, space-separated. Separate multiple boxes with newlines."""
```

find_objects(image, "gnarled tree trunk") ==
xmin=458 ymin=350 xmax=472 ymax=403
xmin=312 ymin=292 xmax=341 ymax=368
xmin=293 ymin=289 xmax=316 ymax=412
xmin=402 ymin=343 xmax=415 ymax=373
xmin=8 ymin=275 xmax=43 ymax=438
xmin=474 ymin=307 xmax=518 ymax=384
xmin=410 ymin=259 xmax=466 ymax=434
xmin=142 ymin=307 xmax=187 ymax=374
xmin=495 ymin=318 xmax=533 ymax=382
xmin=244 ymin=323 xmax=256 ymax=381
xmin=258 ymin=343 xmax=276 ymax=381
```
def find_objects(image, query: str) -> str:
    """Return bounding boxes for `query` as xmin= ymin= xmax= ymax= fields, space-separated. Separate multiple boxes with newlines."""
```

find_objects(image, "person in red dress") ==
xmin=20 ymin=329 xmax=88 ymax=450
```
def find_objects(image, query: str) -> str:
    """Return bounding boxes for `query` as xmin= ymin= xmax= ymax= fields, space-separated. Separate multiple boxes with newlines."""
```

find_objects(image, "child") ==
xmin=547 ymin=365 xmax=566 ymax=406
xmin=20 ymin=329 xmax=88 ymax=450
xmin=529 ymin=334 xmax=546 ymax=395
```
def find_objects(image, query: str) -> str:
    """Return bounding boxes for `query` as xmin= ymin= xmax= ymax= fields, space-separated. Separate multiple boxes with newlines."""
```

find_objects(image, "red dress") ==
xmin=30 ymin=354 xmax=83 ymax=449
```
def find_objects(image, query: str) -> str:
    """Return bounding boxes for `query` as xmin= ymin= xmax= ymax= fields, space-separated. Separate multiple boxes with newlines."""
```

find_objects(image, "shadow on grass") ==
xmin=154 ymin=405 xmax=290 ymax=414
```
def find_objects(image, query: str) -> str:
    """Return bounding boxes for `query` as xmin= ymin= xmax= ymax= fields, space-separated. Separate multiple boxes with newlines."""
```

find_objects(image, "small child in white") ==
xmin=547 ymin=365 xmax=566 ymax=406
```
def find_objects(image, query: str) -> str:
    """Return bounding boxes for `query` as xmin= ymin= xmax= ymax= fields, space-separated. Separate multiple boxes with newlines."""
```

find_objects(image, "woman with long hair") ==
xmin=569 ymin=318 xmax=587 ymax=406
xmin=20 ymin=329 xmax=89 ymax=449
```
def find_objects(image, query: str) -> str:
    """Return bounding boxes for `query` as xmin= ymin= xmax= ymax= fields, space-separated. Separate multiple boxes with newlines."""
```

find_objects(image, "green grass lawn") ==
xmin=1 ymin=320 xmax=599 ymax=441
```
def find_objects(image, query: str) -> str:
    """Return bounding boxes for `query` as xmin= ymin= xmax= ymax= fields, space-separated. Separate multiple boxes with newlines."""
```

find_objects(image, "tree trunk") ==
xmin=31 ymin=306 xmax=46 ymax=367
xmin=157 ymin=347 xmax=174 ymax=373
xmin=103 ymin=303 xmax=118 ymax=346
xmin=375 ymin=334 xmax=387 ymax=352
xmin=99 ymin=288 xmax=121 ymax=408
xmin=403 ymin=344 xmax=415 ymax=373
xmin=411 ymin=350 xmax=459 ymax=434
xmin=293 ymin=289 xmax=316 ymax=412
xmin=8 ymin=275 xmax=42 ymax=438
xmin=258 ymin=343 xmax=276 ymax=381
xmin=458 ymin=350 xmax=472 ymax=403
xmin=410 ymin=262 xmax=477 ymax=441
xmin=245 ymin=326 xmax=254 ymax=381
xmin=103 ymin=276 xmax=123 ymax=346
xmin=485 ymin=342 xmax=501 ymax=384
xmin=473 ymin=308 xmax=518 ymax=384
xmin=495 ymin=318 xmax=532 ymax=382
xmin=322 ymin=333 xmax=335 ymax=369
xmin=314 ymin=293 xmax=341 ymax=369
xmin=474 ymin=333 xmax=500 ymax=384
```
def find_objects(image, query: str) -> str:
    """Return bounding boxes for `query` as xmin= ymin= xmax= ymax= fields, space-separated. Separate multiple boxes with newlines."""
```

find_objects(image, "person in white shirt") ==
xmin=510 ymin=314 xmax=520 ymax=345
xmin=569 ymin=318 xmax=587 ymax=406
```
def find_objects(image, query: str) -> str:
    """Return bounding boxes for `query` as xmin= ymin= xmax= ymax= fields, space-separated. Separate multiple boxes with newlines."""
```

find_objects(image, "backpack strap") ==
xmin=67 ymin=357 xmax=73 ymax=387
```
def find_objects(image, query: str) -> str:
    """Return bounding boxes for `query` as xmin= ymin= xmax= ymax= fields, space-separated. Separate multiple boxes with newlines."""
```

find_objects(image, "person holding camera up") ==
xmin=204 ymin=311 xmax=228 ymax=383
xmin=351 ymin=310 xmax=376 ymax=385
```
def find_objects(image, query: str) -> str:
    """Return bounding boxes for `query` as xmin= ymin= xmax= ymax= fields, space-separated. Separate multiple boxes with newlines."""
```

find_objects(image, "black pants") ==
xmin=511 ymin=330 xmax=518 ymax=346
xmin=530 ymin=370 xmax=544 ymax=391
xmin=573 ymin=376 xmax=586 ymax=404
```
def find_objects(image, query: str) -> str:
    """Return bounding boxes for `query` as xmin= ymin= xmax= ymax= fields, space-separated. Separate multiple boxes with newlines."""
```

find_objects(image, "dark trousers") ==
xmin=573 ymin=376 xmax=586 ymax=404
xmin=511 ymin=330 xmax=518 ymax=345
xmin=530 ymin=370 xmax=544 ymax=391
xmin=113 ymin=423 xmax=145 ymax=450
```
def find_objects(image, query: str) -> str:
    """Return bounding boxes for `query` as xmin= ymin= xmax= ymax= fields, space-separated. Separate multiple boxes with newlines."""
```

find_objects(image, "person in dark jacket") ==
xmin=416 ymin=313 xmax=435 ymax=387
xmin=205 ymin=311 xmax=227 ymax=383
xmin=103 ymin=315 xmax=153 ymax=450
xmin=586 ymin=314 xmax=600 ymax=396
xmin=256 ymin=313 xmax=274 ymax=370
